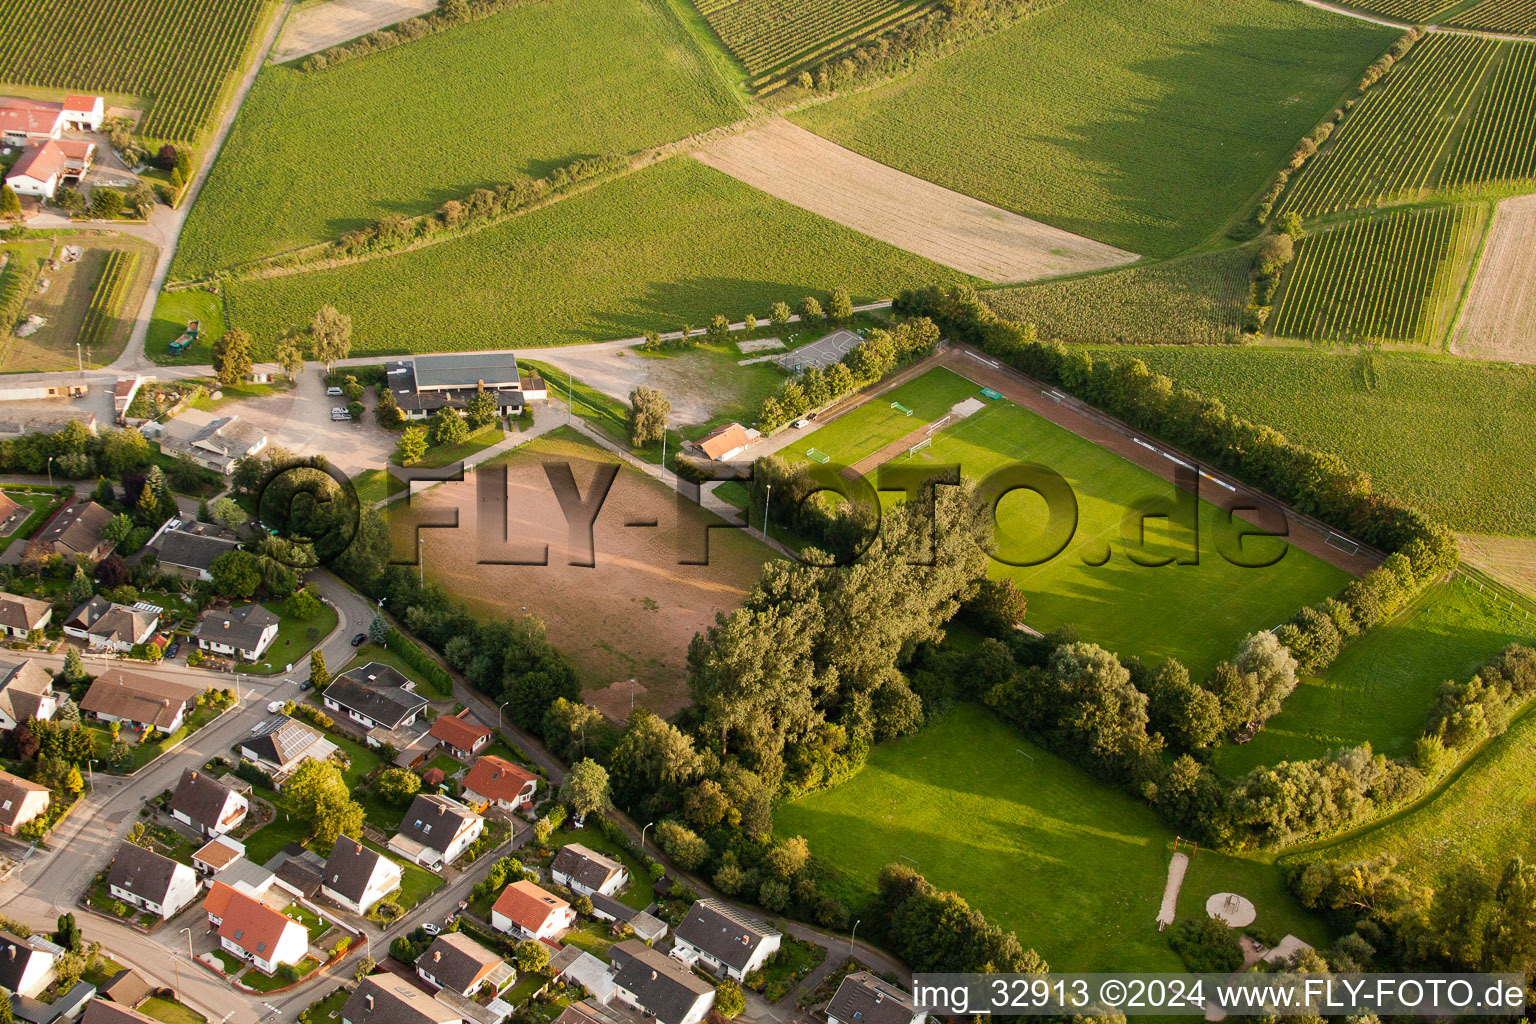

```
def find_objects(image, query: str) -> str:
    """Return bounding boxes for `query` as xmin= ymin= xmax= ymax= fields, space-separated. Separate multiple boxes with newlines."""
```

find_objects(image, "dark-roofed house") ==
xmin=157 ymin=409 xmax=268 ymax=475
xmin=324 ymin=663 xmax=428 ymax=732
xmin=0 ymin=935 xmax=55 ymax=998
xmin=588 ymin=894 xmax=666 ymax=944
xmin=320 ymin=838 xmax=402 ymax=915
xmin=192 ymin=604 xmax=280 ymax=662
xmin=429 ymin=714 xmax=492 ymax=760
xmin=238 ymin=715 xmax=337 ymax=786
xmin=548 ymin=948 xmax=615 ymax=1005
xmin=96 ymin=970 xmax=152 ymax=1008
xmin=490 ymin=880 xmax=574 ymax=941
xmin=0 ymin=660 xmax=58 ymax=732
xmin=460 ymin=756 xmax=538 ymax=814
xmin=0 ymin=595 xmax=51 ymax=640
xmin=343 ymin=975 xmax=464 ymax=1024
xmin=209 ymin=884 xmax=307 ymax=974
xmin=383 ymin=354 xmax=536 ymax=423
xmin=416 ymin=932 xmax=515 ymax=998
xmin=670 ymin=899 xmax=781 ymax=981
xmin=37 ymin=501 xmax=113 ymax=562
xmin=63 ymin=598 xmax=158 ymax=652
xmin=106 ymin=841 xmax=200 ymax=920
xmin=551 ymin=844 xmax=628 ymax=898
xmin=168 ymin=768 xmax=249 ymax=837
xmin=389 ymin=794 xmax=484 ymax=870
xmin=81 ymin=1001 xmax=158 ymax=1024
xmin=826 ymin=973 xmax=926 ymax=1024
xmin=0 ymin=769 xmax=51 ymax=835
xmin=610 ymin=940 xmax=715 ymax=1024
xmin=149 ymin=521 xmax=239 ymax=583
xmin=80 ymin=669 xmax=202 ymax=733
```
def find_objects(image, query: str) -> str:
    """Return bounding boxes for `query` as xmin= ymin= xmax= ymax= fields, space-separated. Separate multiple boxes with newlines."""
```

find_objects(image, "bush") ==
xmin=385 ymin=627 xmax=453 ymax=696
xmin=1167 ymin=916 xmax=1244 ymax=973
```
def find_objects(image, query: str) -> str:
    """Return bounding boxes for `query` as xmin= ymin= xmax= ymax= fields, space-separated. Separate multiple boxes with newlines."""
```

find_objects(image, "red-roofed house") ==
xmin=0 ymin=94 xmax=102 ymax=144
xmin=62 ymin=95 xmax=104 ymax=130
xmin=429 ymin=713 xmax=492 ymax=760
xmin=690 ymin=423 xmax=757 ymax=462
xmin=6 ymin=138 xmax=95 ymax=199
xmin=491 ymin=880 xmax=574 ymax=941
xmin=204 ymin=882 xmax=307 ymax=974
xmin=460 ymin=755 xmax=538 ymax=813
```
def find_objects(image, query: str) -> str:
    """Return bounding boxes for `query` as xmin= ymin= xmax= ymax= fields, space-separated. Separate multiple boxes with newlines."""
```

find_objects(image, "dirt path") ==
xmin=695 ymin=119 xmax=1138 ymax=284
xmin=1451 ymin=194 xmax=1536 ymax=363
xmin=273 ymin=0 xmax=437 ymax=62
xmin=1157 ymin=850 xmax=1189 ymax=929
xmin=1292 ymin=0 xmax=1536 ymax=40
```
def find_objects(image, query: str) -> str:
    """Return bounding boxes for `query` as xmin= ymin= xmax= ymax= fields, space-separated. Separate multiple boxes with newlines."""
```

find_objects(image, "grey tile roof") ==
xmin=192 ymin=604 xmax=279 ymax=652
xmin=0 ymin=594 xmax=51 ymax=632
xmin=552 ymin=844 xmax=624 ymax=894
xmin=80 ymin=669 xmax=201 ymax=729
xmin=106 ymin=842 xmax=184 ymax=906
xmin=826 ymin=973 xmax=922 ymax=1024
xmin=0 ymin=935 xmax=52 ymax=995
xmin=609 ymin=941 xmax=713 ymax=1024
xmin=673 ymin=899 xmax=779 ymax=974
xmin=243 ymin=715 xmax=330 ymax=770
xmin=0 ymin=659 xmax=54 ymax=724
xmin=396 ymin=794 xmax=480 ymax=855
xmin=327 ymin=663 xmax=427 ymax=729
xmin=418 ymin=932 xmax=503 ymax=994
xmin=412 ymin=353 xmax=520 ymax=389
xmin=155 ymin=528 xmax=239 ymax=573
xmin=344 ymin=975 xmax=462 ymax=1024
xmin=167 ymin=768 xmax=241 ymax=830
xmin=322 ymin=838 xmax=392 ymax=904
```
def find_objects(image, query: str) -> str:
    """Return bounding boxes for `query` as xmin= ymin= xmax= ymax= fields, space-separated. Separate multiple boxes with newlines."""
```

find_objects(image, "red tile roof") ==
xmin=429 ymin=713 xmax=491 ymax=751
xmin=462 ymin=755 xmax=537 ymax=805
xmin=696 ymin=423 xmax=752 ymax=461
xmin=214 ymin=884 xmax=303 ymax=959
xmin=492 ymin=880 xmax=568 ymax=933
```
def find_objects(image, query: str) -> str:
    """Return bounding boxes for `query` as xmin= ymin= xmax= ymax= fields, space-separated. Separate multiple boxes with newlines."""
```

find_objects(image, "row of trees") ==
xmin=755 ymin=316 xmax=941 ymax=431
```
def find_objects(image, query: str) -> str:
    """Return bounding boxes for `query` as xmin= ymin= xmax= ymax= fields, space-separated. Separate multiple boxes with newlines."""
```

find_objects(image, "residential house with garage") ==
xmin=155 ymin=409 xmax=268 ymax=475
xmin=343 ymin=975 xmax=464 ymax=1024
xmin=429 ymin=714 xmax=492 ymax=760
xmin=149 ymin=520 xmax=240 ymax=583
xmin=191 ymin=605 xmax=280 ymax=662
xmin=460 ymin=756 xmax=538 ymax=814
xmin=79 ymin=669 xmax=202 ymax=734
xmin=106 ymin=841 xmax=200 ymax=920
xmin=489 ymin=880 xmax=574 ymax=941
xmin=191 ymin=836 xmax=245 ymax=876
xmin=80 ymin=1002 xmax=160 ymax=1024
xmin=238 ymin=715 xmax=337 ymax=788
xmin=609 ymin=941 xmax=715 ymax=1024
xmin=548 ymin=948 xmax=616 ymax=1006
xmin=415 ymin=933 xmax=515 ymax=998
xmin=588 ymin=894 xmax=667 ymax=943
xmin=0 ymin=95 xmax=102 ymax=143
xmin=4 ymin=137 xmax=94 ymax=199
xmin=168 ymin=768 xmax=249 ymax=837
xmin=36 ymin=501 xmax=114 ymax=563
xmin=320 ymin=838 xmax=402 ymax=916
xmin=96 ymin=970 xmax=152 ymax=1008
xmin=382 ymin=353 xmax=545 ymax=422
xmin=0 ymin=934 xmax=56 ymax=999
xmin=550 ymin=844 xmax=627 ymax=898
xmin=324 ymin=663 xmax=428 ymax=733
xmin=63 ymin=597 xmax=158 ymax=652
xmin=0 ymin=595 xmax=51 ymax=640
xmin=0 ymin=660 xmax=57 ymax=732
xmin=825 ymin=973 xmax=926 ymax=1024
xmin=203 ymin=883 xmax=308 ymax=974
xmin=669 ymin=899 xmax=781 ymax=981
xmin=0 ymin=770 xmax=50 ymax=836
xmin=388 ymin=794 xmax=483 ymax=870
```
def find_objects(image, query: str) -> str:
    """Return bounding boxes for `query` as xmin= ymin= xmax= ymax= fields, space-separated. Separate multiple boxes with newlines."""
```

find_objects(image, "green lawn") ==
xmin=791 ymin=0 xmax=1396 ymax=257
xmin=242 ymin=956 xmax=322 ymax=992
xmin=776 ymin=705 xmax=1329 ymax=972
xmin=210 ymin=949 xmax=244 ymax=976
xmin=174 ymin=0 xmax=744 ymax=277
xmin=222 ymin=157 xmax=971 ymax=357
xmin=353 ymin=468 xmax=405 ymax=506
xmin=1091 ymin=345 xmax=1536 ymax=538
xmin=0 ymin=491 xmax=62 ymax=553
xmin=557 ymin=918 xmax=616 ymax=959
xmin=146 ymin=289 xmax=227 ymax=365
xmin=283 ymin=901 xmax=332 ymax=943
xmin=236 ymin=595 xmax=339 ymax=674
xmin=361 ymin=838 xmax=444 ymax=910
xmin=1215 ymin=577 xmax=1536 ymax=776
xmin=300 ymin=987 xmax=350 ymax=1024
xmin=548 ymin=828 xmax=655 ymax=911
xmin=408 ymin=424 xmax=505 ymax=469
xmin=788 ymin=367 xmax=980 ymax=466
xmin=923 ymin=396 xmax=1352 ymax=678
xmin=243 ymin=813 xmax=312 ymax=867
xmin=140 ymin=998 xmax=207 ymax=1024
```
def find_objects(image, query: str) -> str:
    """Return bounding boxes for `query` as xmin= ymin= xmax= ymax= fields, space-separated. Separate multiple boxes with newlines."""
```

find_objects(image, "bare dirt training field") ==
xmin=1453 ymin=194 xmax=1536 ymax=364
xmin=694 ymin=119 xmax=1138 ymax=283
xmin=272 ymin=0 xmax=437 ymax=62
xmin=394 ymin=429 xmax=772 ymax=717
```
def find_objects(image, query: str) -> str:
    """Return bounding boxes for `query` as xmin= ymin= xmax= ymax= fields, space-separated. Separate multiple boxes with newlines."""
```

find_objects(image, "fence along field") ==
xmin=693 ymin=0 xmax=933 ymax=82
xmin=1270 ymin=204 xmax=1484 ymax=345
xmin=1278 ymin=34 xmax=1536 ymax=218
xmin=0 ymin=0 xmax=269 ymax=140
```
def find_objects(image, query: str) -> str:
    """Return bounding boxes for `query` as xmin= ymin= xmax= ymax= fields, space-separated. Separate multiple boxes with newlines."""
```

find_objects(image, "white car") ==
xmin=331 ymin=407 xmax=351 ymax=421
xmin=267 ymin=701 xmax=283 ymax=714
xmin=326 ymin=386 xmax=344 ymax=396
xmin=793 ymin=418 xmax=811 ymax=429
xmin=422 ymin=923 xmax=441 ymax=936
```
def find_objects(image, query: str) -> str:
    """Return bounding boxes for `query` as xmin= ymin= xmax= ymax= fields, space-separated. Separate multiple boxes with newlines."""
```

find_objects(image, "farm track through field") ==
xmin=1293 ymin=0 xmax=1536 ymax=37
xmin=1452 ymin=193 xmax=1536 ymax=360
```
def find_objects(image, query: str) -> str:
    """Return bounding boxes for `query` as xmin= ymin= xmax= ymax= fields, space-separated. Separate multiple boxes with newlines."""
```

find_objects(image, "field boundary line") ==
xmin=1292 ymin=0 xmax=1536 ymax=42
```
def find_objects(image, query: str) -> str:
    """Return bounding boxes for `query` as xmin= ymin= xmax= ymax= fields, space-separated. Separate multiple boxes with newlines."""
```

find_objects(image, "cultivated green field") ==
xmin=1215 ymin=576 xmax=1536 ymax=776
xmin=223 ymin=158 xmax=971 ymax=355
xmin=0 ymin=0 xmax=270 ymax=140
xmin=789 ymin=368 xmax=979 ymax=465
xmin=1278 ymin=34 xmax=1536 ymax=218
xmin=778 ymin=705 xmax=1329 ymax=971
xmin=1447 ymin=0 xmax=1536 ymax=32
xmin=791 ymin=0 xmax=1396 ymax=256
xmin=921 ymin=399 xmax=1352 ymax=678
xmin=1270 ymin=204 xmax=1486 ymax=345
xmin=1291 ymin=702 xmax=1536 ymax=882
xmin=1087 ymin=346 xmax=1536 ymax=537
xmin=174 ymin=0 xmax=743 ymax=276
xmin=694 ymin=0 xmax=933 ymax=81
xmin=983 ymin=247 xmax=1251 ymax=345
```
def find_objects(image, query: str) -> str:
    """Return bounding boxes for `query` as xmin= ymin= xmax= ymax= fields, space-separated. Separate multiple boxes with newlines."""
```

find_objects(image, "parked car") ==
xmin=166 ymin=642 xmax=180 ymax=658
xmin=267 ymin=701 xmax=283 ymax=714
xmin=351 ymin=632 xmax=367 ymax=647
xmin=422 ymin=923 xmax=441 ymax=936
xmin=299 ymin=679 xmax=314 ymax=691
xmin=326 ymin=386 xmax=344 ymax=396
xmin=793 ymin=418 xmax=811 ymax=429
xmin=331 ymin=407 xmax=351 ymax=421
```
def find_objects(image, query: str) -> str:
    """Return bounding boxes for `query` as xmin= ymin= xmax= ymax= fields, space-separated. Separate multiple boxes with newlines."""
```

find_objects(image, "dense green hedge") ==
xmin=385 ymin=626 xmax=453 ymax=697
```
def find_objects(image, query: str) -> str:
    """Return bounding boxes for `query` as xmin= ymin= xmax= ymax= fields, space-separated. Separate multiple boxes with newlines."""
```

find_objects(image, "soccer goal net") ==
xmin=925 ymin=414 xmax=951 ymax=435
xmin=891 ymin=402 xmax=914 ymax=417
xmin=907 ymin=437 xmax=932 ymax=458
xmin=807 ymin=448 xmax=830 ymax=464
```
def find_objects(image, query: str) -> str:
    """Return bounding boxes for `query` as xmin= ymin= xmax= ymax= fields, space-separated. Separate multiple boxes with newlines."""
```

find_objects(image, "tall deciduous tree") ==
xmin=310 ymin=305 xmax=353 ymax=370
xmin=429 ymin=407 xmax=468 ymax=447
xmin=627 ymin=386 xmax=670 ymax=447
xmin=465 ymin=386 xmax=498 ymax=429
xmin=285 ymin=759 xmax=363 ymax=845
xmin=275 ymin=333 xmax=306 ymax=379
xmin=395 ymin=426 xmax=429 ymax=465
xmin=559 ymin=758 xmax=610 ymax=818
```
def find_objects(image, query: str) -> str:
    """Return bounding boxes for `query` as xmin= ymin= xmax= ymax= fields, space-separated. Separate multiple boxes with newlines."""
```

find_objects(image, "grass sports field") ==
xmin=174 ymin=0 xmax=742 ymax=276
xmin=1215 ymin=576 xmax=1536 ymax=776
xmin=1270 ymin=204 xmax=1486 ymax=345
xmin=0 ymin=0 xmax=270 ymax=140
xmin=223 ymin=158 xmax=970 ymax=355
xmin=788 ymin=368 xmax=979 ymax=466
xmin=778 ymin=705 xmax=1329 ymax=971
xmin=1278 ymin=34 xmax=1536 ymax=218
xmin=983 ymin=247 xmax=1251 ymax=345
xmin=1088 ymin=346 xmax=1536 ymax=538
xmin=1291 ymin=703 xmax=1536 ymax=882
xmin=791 ymin=0 xmax=1396 ymax=256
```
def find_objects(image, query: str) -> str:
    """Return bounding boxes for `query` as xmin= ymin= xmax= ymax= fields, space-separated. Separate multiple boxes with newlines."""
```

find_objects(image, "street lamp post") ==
xmin=46 ymin=456 xmax=54 ymax=488
xmin=417 ymin=535 xmax=424 ymax=584
xmin=640 ymin=821 xmax=653 ymax=857
xmin=850 ymin=918 xmax=860 ymax=956
xmin=762 ymin=483 xmax=772 ymax=538
xmin=498 ymin=699 xmax=512 ymax=733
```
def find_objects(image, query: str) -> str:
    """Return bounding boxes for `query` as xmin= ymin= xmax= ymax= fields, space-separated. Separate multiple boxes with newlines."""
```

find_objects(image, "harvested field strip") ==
xmin=693 ymin=0 xmax=926 ymax=76
xmin=694 ymin=120 xmax=1137 ymax=282
xmin=1453 ymin=193 xmax=1536 ymax=362
xmin=0 ymin=0 xmax=269 ymax=140
xmin=1447 ymin=0 xmax=1536 ymax=32
xmin=982 ymin=246 xmax=1250 ymax=344
xmin=78 ymin=250 xmax=139 ymax=351
xmin=1270 ymin=204 xmax=1482 ymax=344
